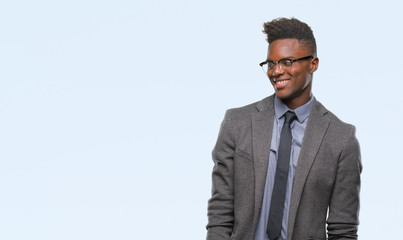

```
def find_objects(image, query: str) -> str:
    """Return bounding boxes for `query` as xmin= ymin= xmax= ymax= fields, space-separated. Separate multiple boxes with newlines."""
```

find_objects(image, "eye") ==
xmin=267 ymin=62 xmax=276 ymax=69
xmin=280 ymin=59 xmax=293 ymax=67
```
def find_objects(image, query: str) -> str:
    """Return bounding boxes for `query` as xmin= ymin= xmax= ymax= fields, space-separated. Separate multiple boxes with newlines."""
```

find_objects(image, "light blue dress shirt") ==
xmin=254 ymin=95 xmax=314 ymax=240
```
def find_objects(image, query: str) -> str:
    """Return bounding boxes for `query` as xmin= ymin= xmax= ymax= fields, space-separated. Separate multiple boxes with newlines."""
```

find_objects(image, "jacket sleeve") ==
xmin=206 ymin=110 xmax=235 ymax=240
xmin=327 ymin=126 xmax=363 ymax=239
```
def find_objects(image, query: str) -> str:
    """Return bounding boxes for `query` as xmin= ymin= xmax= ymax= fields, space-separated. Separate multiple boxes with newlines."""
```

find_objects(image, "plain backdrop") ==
xmin=0 ymin=0 xmax=402 ymax=239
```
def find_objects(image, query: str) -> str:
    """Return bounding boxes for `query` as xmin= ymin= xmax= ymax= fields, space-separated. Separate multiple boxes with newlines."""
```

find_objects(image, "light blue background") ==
xmin=0 ymin=0 xmax=402 ymax=239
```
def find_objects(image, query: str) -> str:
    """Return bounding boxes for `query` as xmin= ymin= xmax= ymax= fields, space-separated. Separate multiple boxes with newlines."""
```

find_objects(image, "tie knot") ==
xmin=284 ymin=111 xmax=297 ymax=124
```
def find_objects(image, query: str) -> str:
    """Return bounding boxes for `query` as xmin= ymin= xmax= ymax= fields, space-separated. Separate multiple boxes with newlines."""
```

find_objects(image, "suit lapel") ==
xmin=251 ymin=96 xmax=275 ymax=229
xmin=286 ymin=100 xmax=330 ymax=239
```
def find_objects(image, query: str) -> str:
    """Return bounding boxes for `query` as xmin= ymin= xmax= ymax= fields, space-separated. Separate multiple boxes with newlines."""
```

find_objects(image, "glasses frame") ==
xmin=259 ymin=55 xmax=314 ymax=73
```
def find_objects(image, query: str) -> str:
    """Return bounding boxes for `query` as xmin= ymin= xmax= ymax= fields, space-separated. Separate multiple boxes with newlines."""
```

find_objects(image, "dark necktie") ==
xmin=267 ymin=111 xmax=297 ymax=240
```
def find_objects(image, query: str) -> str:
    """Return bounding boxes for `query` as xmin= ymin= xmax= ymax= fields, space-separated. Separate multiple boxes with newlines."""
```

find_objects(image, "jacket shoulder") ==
xmin=314 ymin=101 xmax=358 ymax=153
xmin=225 ymin=95 xmax=273 ymax=121
xmin=315 ymin=99 xmax=356 ymax=130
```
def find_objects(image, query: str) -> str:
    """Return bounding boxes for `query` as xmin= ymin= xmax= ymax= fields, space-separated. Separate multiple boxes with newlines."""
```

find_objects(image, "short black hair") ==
xmin=263 ymin=17 xmax=317 ymax=54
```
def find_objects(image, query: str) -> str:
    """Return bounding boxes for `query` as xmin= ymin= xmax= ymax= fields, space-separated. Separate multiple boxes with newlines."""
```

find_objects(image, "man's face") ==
xmin=266 ymin=38 xmax=318 ymax=109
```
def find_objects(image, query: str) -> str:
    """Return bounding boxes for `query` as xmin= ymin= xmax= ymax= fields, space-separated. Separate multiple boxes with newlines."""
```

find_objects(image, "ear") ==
xmin=310 ymin=57 xmax=319 ymax=73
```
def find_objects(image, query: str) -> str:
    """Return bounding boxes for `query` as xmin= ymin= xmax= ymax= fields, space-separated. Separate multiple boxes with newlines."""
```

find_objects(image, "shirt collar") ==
xmin=274 ymin=94 xmax=314 ymax=123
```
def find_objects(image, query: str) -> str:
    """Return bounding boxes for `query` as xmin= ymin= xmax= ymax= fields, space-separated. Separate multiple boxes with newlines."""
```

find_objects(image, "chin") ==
xmin=275 ymin=91 xmax=291 ymax=100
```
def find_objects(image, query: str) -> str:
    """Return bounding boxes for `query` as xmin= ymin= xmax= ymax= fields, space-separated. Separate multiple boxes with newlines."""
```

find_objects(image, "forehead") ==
xmin=268 ymin=39 xmax=310 ymax=59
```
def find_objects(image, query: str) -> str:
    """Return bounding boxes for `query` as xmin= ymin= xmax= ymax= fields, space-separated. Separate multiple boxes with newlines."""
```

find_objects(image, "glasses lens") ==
xmin=268 ymin=62 xmax=276 ymax=70
xmin=280 ymin=59 xmax=292 ymax=68
xmin=261 ymin=60 xmax=295 ymax=74
xmin=261 ymin=63 xmax=268 ymax=73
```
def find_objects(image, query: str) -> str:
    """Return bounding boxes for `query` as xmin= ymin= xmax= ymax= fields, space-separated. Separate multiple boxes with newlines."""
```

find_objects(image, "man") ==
xmin=206 ymin=18 xmax=362 ymax=240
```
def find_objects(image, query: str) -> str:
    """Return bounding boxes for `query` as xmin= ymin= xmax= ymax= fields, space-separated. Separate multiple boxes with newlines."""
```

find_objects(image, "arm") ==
xmin=206 ymin=110 xmax=235 ymax=240
xmin=327 ymin=126 xmax=363 ymax=239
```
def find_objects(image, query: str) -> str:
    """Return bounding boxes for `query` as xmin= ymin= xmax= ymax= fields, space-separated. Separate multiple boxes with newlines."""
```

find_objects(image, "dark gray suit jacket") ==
xmin=206 ymin=95 xmax=362 ymax=240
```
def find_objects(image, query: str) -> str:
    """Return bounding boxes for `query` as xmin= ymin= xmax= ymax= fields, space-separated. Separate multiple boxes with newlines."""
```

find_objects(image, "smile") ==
xmin=274 ymin=79 xmax=290 ymax=89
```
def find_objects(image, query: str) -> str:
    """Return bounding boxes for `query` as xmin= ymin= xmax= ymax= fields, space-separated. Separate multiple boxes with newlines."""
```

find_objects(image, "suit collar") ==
xmin=255 ymin=95 xmax=274 ymax=113
xmin=251 ymin=95 xmax=275 ymax=229
xmin=287 ymin=99 xmax=330 ymax=239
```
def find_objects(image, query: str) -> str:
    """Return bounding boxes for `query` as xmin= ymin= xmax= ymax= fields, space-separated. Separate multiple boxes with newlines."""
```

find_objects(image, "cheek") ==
xmin=291 ymin=68 xmax=312 ymax=87
xmin=268 ymin=76 xmax=276 ymax=85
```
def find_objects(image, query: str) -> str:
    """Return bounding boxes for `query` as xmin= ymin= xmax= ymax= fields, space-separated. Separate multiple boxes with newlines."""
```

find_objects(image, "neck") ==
xmin=282 ymin=93 xmax=312 ymax=110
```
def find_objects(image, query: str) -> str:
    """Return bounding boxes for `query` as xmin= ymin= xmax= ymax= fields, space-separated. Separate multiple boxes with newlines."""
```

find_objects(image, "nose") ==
xmin=272 ymin=63 xmax=284 ymax=76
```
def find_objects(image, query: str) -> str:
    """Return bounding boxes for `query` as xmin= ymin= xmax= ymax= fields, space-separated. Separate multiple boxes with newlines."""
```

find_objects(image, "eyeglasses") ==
xmin=259 ymin=55 xmax=314 ymax=74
